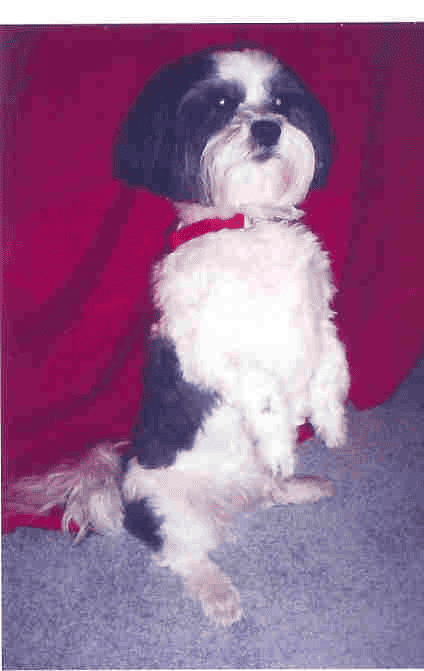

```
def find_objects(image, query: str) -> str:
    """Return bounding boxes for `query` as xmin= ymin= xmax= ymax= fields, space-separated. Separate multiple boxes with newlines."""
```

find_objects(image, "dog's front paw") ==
xmin=317 ymin=408 xmax=348 ymax=449
xmin=265 ymin=440 xmax=296 ymax=479
xmin=184 ymin=560 xmax=243 ymax=627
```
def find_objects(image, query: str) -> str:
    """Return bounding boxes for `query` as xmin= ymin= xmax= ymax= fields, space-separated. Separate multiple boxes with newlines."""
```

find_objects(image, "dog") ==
xmin=11 ymin=45 xmax=350 ymax=626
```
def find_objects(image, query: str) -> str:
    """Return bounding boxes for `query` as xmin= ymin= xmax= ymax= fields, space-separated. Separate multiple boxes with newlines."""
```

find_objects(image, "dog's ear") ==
xmin=300 ymin=93 xmax=333 ymax=189
xmin=113 ymin=54 xmax=213 ymax=201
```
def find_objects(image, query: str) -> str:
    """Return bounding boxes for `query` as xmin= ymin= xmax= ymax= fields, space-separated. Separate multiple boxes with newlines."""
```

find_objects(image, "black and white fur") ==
xmin=12 ymin=46 xmax=349 ymax=626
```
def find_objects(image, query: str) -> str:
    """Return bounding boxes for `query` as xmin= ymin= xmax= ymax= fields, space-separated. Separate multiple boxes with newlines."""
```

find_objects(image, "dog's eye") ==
xmin=271 ymin=95 xmax=291 ymax=114
xmin=215 ymin=96 xmax=229 ymax=108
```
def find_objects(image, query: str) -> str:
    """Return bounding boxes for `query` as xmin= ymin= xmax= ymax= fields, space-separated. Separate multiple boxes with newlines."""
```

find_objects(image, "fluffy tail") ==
xmin=9 ymin=442 xmax=129 ymax=542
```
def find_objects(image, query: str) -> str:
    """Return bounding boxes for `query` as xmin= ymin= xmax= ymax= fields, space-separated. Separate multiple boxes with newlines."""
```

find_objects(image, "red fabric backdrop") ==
xmin=2 ymin=24 xmax=424 ymax=534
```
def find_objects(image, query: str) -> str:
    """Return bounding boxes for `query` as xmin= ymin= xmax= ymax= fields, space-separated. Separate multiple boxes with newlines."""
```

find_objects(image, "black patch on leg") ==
xmin=123 ymin=337 xmax=218 ymax=469
xmin=123 ymin=499 xmax=164 ymax=551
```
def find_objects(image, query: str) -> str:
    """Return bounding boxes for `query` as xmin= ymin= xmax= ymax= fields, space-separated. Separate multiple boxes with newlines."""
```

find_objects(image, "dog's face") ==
xmin=114 ymin=47 xmax=332 ymax=217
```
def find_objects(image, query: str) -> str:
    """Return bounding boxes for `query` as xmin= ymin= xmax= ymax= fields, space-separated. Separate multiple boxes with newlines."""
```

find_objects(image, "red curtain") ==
xmin=2 ymin=24 xmax=423 ymax=534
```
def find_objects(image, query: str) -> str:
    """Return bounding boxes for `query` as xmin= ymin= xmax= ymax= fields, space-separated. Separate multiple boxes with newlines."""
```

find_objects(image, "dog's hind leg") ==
xmin=123 ymin=458 xmax=243 ymax=626
xmin=156 ymin=512 xmax=243 ymax=627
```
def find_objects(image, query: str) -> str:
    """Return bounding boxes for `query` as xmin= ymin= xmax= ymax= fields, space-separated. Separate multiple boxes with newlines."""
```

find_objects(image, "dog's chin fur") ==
xmin=199 ymin=116 xmax=316 ymax=221
xmin=10 ymin=47 xmax=349 ymax=627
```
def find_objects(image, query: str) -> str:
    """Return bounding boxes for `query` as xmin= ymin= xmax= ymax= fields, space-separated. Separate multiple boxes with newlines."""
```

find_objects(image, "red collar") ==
xmin=168 ymin=213 xmax=245 ymax=250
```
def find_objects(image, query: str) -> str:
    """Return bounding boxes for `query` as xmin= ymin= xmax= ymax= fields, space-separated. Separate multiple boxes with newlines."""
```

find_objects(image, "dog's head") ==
xmin=114 ymin=46 xmax=332 ymax=218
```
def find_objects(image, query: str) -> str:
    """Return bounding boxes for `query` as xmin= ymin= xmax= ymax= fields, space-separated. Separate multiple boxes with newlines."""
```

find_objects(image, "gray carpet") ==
xmin=3 ymin=356 xmax=424 ymax=669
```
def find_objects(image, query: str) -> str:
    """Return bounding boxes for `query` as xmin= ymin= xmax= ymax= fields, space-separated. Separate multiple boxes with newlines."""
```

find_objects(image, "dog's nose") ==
xmin=251 ymin=120 xmax=281 ymax=147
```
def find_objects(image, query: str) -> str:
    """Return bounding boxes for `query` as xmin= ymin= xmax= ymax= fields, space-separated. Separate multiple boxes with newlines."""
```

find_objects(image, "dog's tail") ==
xmin=9 ymin=442 xmax=129 ymax=542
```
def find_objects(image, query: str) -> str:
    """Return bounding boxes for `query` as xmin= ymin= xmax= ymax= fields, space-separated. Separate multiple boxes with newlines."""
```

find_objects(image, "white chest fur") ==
xmin=154 ymin=222 xmax=333 ymax=393
xmin=152 ymin=221 xmax=348 ymax=477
